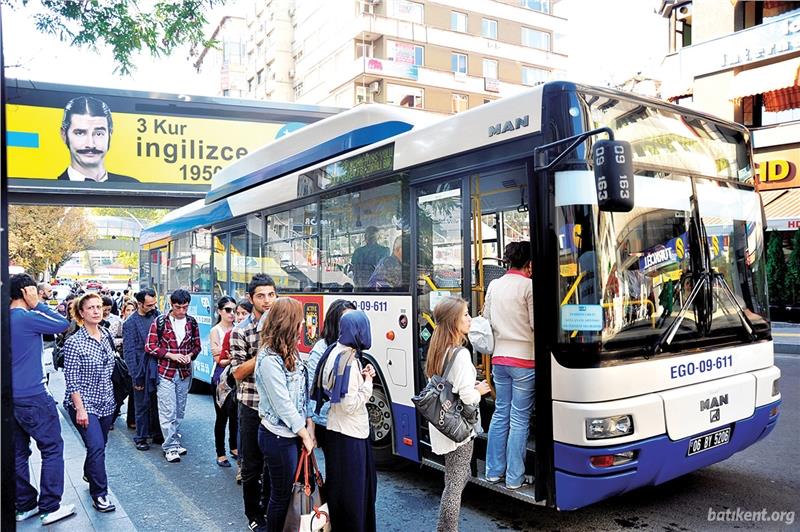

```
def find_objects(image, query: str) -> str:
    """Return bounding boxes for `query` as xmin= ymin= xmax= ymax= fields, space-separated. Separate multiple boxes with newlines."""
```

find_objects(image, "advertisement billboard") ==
xmin=5 ymin=79 xmax=339 ymax=205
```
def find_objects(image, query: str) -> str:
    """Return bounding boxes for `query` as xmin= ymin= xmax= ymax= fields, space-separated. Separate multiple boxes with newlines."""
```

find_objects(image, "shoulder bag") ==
xmin=411 ymin=347 xmax=479 ymax=443
xmin=283 ymin=449 xmax=331 ymax=532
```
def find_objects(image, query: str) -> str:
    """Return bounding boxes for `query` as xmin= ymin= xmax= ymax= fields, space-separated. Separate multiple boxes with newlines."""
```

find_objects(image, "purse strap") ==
xmin=309 ymin=448 xmax=324 ymax=488
xmin=441 ymin=347 xmax=460 ymax=380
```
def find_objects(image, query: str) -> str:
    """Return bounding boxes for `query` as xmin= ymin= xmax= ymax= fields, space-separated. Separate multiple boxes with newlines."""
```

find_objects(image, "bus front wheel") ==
xmin=367 ymin=382 xmax=400 ymax=469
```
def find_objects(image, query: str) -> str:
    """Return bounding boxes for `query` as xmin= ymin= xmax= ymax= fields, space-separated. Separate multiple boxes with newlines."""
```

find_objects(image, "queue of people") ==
xmin=10 ymin=238 xmax=536 ymax=531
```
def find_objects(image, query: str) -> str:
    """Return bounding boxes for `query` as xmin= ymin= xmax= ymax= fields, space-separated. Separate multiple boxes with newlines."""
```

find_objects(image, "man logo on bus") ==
xmin=488 ymin=115 xmax=529 ymax=137
xmin=700 ymin=393 xmax=728 ymax=422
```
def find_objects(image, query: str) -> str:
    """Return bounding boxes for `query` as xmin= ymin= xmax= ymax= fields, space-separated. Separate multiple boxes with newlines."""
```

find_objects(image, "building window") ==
xmin=451 ymin=53 xmax=468 ymax=74
xmin=248 ymin=78 xmax=253 ymax=92
xmin=483 ymin=58 xmax=498 ymax=79
xmin=294 ymin=82 xmax=304 ymax=99
xmin=521 ymin=66 xmax=548 ymax=86
xmin=387 ymin=40 xmax=424 ymax=66
xmin=356 ymin=41 xmax=373 ymax=59
xmin=387 ymin=83 xmax=424 ymax=109
xmin=521 ymin=0 xmax=550 ymax=14
xmin=451 ymin=93 xmax=469 ymax=113
xmin=388 ymin=0 xmax=424 ymax=23
xmin=521 ymin=27 xmax=551 ymax=50
xmin=481 ymin=18 xmax=498 ymax=40
xmin=451 ymin=11 xmax=467 ymax=32
xmin=257 ymin=69 xmax=264 ymax=85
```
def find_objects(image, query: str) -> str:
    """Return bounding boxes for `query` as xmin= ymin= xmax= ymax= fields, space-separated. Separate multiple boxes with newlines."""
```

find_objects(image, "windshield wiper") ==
xmin=650 ymin=183 xmax=756 ymax=356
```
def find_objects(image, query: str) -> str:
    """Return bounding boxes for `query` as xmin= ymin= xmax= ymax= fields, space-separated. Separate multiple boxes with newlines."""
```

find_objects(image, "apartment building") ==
xmin=658 ymin=0 xmax=800 ymax=236
xmin=194 ymin=15 xmax=248 ymax=97
xmin=212 ymin=0 xmax=567 ymax=115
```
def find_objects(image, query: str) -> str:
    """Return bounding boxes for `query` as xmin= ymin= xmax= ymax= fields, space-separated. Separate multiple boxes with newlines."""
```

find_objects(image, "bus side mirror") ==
xmin=593 ymin=139 xmax=634 ymax=212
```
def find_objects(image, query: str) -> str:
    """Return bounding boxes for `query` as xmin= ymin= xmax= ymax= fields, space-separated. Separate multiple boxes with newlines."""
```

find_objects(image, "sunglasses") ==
xmin=221 ymin=307 xmax=236 ymax=313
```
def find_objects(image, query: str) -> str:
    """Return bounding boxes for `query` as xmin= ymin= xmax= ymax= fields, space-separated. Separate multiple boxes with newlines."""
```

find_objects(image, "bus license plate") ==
xmin=687 ymin=427 xmax=731 ymax=456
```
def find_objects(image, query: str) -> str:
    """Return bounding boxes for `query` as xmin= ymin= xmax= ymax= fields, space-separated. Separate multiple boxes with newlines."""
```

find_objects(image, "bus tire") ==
xmin=368 ymin=381 xmax=402 ymax=470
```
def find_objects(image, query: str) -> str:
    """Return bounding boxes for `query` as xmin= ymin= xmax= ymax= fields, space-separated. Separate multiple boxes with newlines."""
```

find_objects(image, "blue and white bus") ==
xmin=140 ymin=81 xmax=781 ymax=510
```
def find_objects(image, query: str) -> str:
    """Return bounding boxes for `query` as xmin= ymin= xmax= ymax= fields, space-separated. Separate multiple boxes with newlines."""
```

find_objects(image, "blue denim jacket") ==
xmin=306 ymin=339 xmax=331 ymax=427
xmin=255 ymin=347 xmax=310 ymax=438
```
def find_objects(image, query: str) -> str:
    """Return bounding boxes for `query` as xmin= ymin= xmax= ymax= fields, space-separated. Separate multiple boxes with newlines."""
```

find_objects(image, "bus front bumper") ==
xmin=553 ymin=400 xmax=780 ymax=510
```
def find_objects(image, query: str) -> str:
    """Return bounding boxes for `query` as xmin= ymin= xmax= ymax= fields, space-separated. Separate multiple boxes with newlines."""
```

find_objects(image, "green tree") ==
xmin=8 ymin=206 xmax=96 ymax=279
xmin=3 ymin=0 xmax=225 ymax=75
xmin=786 ymin=229 xmax=800 ymax=305
xmin=766 ymin=231 xmax=788 ymax=305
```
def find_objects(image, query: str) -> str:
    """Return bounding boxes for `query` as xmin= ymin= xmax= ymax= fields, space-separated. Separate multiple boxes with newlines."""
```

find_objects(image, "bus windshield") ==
xmin=555 ymin=92 xmax=770 ymax=357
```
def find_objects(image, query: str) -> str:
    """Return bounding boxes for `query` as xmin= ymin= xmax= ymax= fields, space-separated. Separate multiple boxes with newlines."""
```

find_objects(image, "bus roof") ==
xmin=205 ymin=105 xmax=435 ymax=204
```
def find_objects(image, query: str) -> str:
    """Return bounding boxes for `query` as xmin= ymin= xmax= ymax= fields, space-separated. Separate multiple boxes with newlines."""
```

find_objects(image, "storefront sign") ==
xmin=755 ymin=146 xmax=800 ymax=190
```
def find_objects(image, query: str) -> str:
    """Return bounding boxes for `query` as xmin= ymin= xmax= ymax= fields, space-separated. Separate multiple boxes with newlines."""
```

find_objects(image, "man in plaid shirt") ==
xmin=145 ymin=289 xmax=201 ymax=463
xmin=230 ymin=274 xmax=277 ymax=532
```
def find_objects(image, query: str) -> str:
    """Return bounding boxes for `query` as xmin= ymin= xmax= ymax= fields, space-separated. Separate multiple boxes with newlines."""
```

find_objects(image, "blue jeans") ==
xmin=485 ymin=365 xmax=535 ymax=488
xmin=133 ymin=387 xmax=160 ymax=444
xmin=13 ymin=393 xmax=65 ymax=513
xmin=258 ymin=426 xmax=300 ymax=532
xmin=156 ymin=373 xmax=190 ymax=452
xmin=67 ymin=407 xmax=113 ymax=499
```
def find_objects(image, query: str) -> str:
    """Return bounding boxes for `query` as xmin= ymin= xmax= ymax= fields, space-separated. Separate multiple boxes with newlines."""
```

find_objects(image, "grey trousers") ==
xmin=156 ymin=373 xmax=190 ymax=452
xmin=436 ymin=439 xmax=474 ymax=532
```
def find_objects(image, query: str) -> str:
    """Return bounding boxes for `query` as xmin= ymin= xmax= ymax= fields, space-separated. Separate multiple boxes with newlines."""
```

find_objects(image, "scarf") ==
xmin=329 ymin=311 xmax=372 ymax=404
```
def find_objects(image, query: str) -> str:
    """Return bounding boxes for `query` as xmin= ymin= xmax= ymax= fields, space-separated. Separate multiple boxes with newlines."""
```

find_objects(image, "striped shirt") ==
xmin=63 ymin=327 xmax=116 ymax=417
xmin=230 ymin=313 xmax=263 ymax=411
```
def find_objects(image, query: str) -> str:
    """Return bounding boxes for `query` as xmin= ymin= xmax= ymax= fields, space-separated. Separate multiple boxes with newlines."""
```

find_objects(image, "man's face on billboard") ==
xmin=61 ymin=113 xmax=110 ymax=170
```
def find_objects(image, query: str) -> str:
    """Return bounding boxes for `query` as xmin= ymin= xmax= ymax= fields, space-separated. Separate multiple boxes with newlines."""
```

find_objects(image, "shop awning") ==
xmin=763 ymin=189 xmax=800 ymax=229
xmin=731 ymin=58 xmax=800 ymax=111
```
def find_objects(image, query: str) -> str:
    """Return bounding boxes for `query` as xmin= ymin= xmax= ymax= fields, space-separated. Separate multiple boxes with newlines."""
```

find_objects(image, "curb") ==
xmin=774 ymin=343 xmax=800 ymax=355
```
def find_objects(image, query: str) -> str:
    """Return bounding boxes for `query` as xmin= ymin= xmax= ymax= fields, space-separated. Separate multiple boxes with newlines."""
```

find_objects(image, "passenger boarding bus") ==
xmin=140 ymin=81 xmax=781 ymax=510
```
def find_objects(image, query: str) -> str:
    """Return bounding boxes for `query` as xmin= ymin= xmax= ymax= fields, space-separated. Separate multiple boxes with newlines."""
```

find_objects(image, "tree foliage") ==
xmin=766 ymin=231 xmax=788 ymax=305
xmin=4 ymin=0 xmax=226 ymax=75
xmin=786 ymin=229 xmax=800 ymax=304
xmin=8 ymin=206 xmax=96 ymax=279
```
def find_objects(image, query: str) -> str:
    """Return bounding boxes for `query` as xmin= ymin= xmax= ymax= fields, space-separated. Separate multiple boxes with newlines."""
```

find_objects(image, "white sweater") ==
xmin=324 ymin=345 xmax=373 ymax=439
xmin=483 ymin=272 xmax=535 ymax=362
xmin=429 ymin=347 xmax=482 ymax=456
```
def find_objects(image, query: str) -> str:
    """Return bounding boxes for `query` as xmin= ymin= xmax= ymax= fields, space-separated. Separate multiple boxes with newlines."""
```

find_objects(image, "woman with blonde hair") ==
xmin=425 ymin=297 xmax=490 ymax=532
xmin=254 ymin=297 xmax=315 ymax=532
xmin=62 ymin=292 xmax=117 ymax=513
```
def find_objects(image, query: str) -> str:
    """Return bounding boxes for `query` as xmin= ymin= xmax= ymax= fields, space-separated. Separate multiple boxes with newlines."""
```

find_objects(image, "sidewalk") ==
xmin=16 ymin=373 xmax=135 ymax=531
xmin=772 ymin=321 xmax=800 ymax=354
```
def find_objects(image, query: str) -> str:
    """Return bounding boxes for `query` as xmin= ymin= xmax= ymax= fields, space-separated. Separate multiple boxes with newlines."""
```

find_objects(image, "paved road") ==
xmin=81 ymin=353 xmax=798 ymax=531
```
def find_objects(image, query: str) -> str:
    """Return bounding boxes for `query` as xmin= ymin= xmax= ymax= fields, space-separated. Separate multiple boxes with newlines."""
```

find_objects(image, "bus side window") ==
xmin=320 ymin=179 xmax=409 ymax=291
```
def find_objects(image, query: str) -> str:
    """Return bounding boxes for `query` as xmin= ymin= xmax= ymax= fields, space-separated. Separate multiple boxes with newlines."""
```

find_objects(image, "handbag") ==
xmin=111 ymin=356 xmax=132 ymax=406
xmin=283 ymin=449 xmax=331 ymax=532
xmin=468 ymin=315 xmax=494 ymax=354
xmin=412 ymin=348 xmax=479 ymax=443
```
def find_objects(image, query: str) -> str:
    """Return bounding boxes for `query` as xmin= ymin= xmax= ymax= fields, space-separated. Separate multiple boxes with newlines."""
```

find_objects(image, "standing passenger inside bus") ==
xmin=322 ymin=311 xmax=378 ymax=532
xmin=351 ymin=226 xmax=389 ymax=287
xmin=483 ymin=242 xmax=535 ymax=490
xmin=368 ymin=235 xmax=403 ymax=288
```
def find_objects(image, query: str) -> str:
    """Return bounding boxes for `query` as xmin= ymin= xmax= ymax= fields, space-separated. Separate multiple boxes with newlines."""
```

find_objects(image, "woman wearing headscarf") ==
xmin=321 ymin=310 xmax=377 ymax=532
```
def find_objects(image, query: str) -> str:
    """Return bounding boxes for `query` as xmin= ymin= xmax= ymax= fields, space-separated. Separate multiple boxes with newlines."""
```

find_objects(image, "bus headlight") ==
xmin=585 ymin=414 xmax=634 ymax=440
xmin=772 ymin=378 xmax=780 ymax=397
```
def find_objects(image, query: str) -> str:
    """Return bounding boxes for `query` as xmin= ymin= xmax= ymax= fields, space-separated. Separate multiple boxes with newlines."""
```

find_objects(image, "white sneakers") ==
xmin=165 ymin=449 xmax=181 ymax=463
xmin=93 ymin=495 xmax=116 ymax=513
xmin=176 ymin=446 xmax=188 ymax=456
xmin=15 ymin=507 xmax=39 ymax=522
xmin=39 ymin=504 xmax=76 ymax=525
